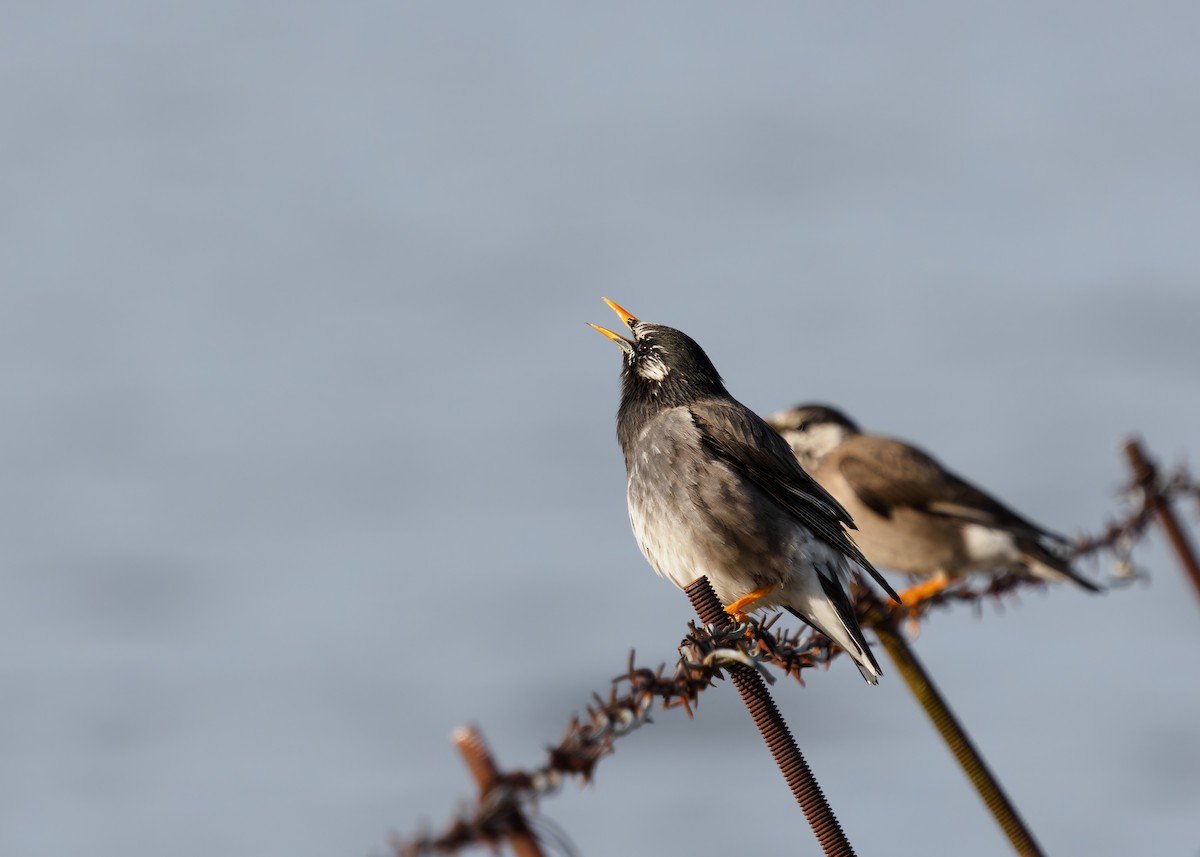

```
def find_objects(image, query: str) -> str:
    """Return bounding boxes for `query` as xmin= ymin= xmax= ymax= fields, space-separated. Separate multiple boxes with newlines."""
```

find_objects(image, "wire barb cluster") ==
xmin=1077 ymin=455 xmax=1199 ymax=562
xmin=392 ymin=452 xmax=1199 ymax=857
xmin=393 ymin=618 xmax=834 ymax=856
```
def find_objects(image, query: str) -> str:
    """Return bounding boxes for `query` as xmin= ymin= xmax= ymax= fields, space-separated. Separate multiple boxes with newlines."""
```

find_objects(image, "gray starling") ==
xmin=590 ymin=300 xmax=899 ymax=684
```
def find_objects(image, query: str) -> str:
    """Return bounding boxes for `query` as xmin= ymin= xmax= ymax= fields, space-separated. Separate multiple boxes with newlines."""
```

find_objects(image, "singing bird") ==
xmin=767 ymin=403 xmax=1101 ymax=600
xmin=590 ymin=300 xmax=900 ymax=683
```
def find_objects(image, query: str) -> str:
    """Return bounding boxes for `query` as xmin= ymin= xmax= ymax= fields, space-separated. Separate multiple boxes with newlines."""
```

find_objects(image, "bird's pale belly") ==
xmin=850 ymin=508 xmax=1022 ymax=578
xmin=626 ymin=446 xmax=838 ymax=608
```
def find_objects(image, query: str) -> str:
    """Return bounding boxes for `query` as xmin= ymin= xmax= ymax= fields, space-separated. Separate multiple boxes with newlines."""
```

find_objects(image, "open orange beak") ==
xmin=588 ymin=297 xmax=638 ymax=354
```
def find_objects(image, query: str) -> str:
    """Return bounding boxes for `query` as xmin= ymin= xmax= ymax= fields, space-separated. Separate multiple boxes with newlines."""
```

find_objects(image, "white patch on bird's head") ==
xmin=617 ymin=321 xmax=726 ymax=406
xmin=779 ymin=421 xmax=851 ymax=471
xmin=627 ymin=326 xmax=672 ymax=383
xmin=633 ymin=348 xmax=670 ymax=382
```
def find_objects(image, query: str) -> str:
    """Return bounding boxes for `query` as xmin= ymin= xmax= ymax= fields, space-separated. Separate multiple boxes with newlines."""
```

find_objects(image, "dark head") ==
xmin=590 ymin=298 xmax=729 ymax=450
xmin=766 ymin=403 xmax=860 ymax=472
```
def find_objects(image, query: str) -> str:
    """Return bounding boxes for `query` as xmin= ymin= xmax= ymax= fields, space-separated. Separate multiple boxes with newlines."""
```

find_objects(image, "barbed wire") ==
xmin=392 ymin=616 xmax=835 ymax=857
xmin=391 ymin=459 xmax=1199 ymax=857
xmin=1070 ymin=461 xmax=1199 ymax=569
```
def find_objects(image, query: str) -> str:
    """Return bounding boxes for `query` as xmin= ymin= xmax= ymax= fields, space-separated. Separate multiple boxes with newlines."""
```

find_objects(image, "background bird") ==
xmin=590 ymin=300 xmax=900 ymax=684
xmin=767 ymin=403 xmax=1102 ymax=601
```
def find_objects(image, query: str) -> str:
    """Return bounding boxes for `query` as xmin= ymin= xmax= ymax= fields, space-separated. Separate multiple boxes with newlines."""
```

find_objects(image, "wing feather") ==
xmin=837 ymin=439 xmax=1061 ymax=542
xmin=688 ymin=400 xmax=901 ymax=604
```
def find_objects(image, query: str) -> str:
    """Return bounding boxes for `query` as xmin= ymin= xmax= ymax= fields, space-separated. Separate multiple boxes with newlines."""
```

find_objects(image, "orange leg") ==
xmin=724 ymin=584 xmax=776 ymax=621
xmin=896 ymin=572 xmax=952 ymax=606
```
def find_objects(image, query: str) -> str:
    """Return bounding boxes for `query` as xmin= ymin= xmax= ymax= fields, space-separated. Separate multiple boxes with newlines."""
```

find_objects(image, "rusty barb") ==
xmin=1124 ymin=437 xmax=1200 ymax=606
xmin=1075 ymin=443 xmax=1199 ymax=565
xmin=392 ymin=444 xmax=1199 ymax=857
xmin=392 ymin=618 xmax=834 ymax=856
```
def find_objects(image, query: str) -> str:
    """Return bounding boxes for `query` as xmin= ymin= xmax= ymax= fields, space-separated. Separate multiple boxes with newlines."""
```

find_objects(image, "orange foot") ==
xmin=896 ymin=572 xmax=952 ymax=606
xmin=724 ymin=584 xmax=776 ymax=622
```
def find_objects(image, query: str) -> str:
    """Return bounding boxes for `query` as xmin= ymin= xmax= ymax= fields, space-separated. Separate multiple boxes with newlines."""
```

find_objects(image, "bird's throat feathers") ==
xmin=614 ymin=324 xmax=728 ymax=457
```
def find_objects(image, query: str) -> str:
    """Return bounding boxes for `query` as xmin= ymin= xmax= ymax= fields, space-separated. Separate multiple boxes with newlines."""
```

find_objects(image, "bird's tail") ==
xmin=1021 ymin=538 xmax=1103 ymax=593
xmin=786 ymin=571 xmax=883 ymax=684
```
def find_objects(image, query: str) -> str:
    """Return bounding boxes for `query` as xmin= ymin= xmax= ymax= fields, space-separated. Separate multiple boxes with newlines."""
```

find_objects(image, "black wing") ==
xmin=688 ymin=399 xmax=901 ymax=604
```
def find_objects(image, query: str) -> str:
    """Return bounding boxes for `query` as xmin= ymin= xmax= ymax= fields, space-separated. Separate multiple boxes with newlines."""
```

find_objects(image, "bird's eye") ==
xmin=796 ymin=421 xmax=809 ymax=432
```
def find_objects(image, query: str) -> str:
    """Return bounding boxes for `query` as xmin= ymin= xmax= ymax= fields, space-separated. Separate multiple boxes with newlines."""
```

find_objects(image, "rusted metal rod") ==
xmin=684 ymin=576 xmax=856 ymax=857
xmin=452 ymin=725 xmax=546 ymax=857
xmin=868 ymin=609 xmax=1046 ymax=857
xmin=1124 ymin=437 xmax=1200 ymax=607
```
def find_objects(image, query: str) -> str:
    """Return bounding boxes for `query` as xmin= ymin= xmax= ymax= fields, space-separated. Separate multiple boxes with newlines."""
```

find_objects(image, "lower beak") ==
xmin=589 ymin=297 xmax=639 ymax=353
xmin=588 ymin=323 xmax=633 ymax=354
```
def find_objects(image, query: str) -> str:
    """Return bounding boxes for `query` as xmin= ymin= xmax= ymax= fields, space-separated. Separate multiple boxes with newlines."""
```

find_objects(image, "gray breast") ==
xmin=624 ymin=407 xmax=794 ymax=598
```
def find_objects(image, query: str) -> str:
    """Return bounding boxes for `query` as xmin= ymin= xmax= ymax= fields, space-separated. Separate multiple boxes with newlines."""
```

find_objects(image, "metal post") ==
xmin=684 ymin=576 xmax=856 ymax=857
xmin=868 ymin=610 xmax=1046 ymax=857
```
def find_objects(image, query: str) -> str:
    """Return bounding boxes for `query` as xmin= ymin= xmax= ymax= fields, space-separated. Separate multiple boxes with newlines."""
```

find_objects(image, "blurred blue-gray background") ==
xmin=3 ymin=3 xmax=1198 ymax=855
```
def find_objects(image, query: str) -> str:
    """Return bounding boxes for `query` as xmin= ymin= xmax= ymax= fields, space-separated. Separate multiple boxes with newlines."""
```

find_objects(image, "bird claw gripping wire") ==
xmin=702 ymin=648 xmax=777 ymax=683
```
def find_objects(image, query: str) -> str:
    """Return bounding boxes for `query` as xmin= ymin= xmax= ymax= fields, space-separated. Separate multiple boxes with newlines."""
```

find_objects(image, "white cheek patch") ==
xmin=636 ymin=355 xmax=669 ymax=381
xmin=805 ymin=423 xmax=849 ymax=458
xmin=786 ymin=422 xmax=848 ymax=470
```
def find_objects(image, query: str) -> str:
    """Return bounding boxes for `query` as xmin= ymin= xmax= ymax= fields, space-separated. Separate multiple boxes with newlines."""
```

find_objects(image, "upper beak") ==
xmin=588 ymin=297 xmax=638 ymax=354
xmin=602 ymin=297 xmax=638 ymax=330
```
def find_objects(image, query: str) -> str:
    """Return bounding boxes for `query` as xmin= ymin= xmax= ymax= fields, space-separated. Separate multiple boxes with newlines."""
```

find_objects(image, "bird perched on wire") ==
xmin=767 ymin=403 xmax=1102 ymax=601
xmin=589 ymin=299 xmax=899 ymax=684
